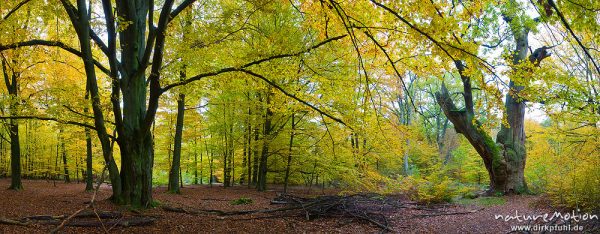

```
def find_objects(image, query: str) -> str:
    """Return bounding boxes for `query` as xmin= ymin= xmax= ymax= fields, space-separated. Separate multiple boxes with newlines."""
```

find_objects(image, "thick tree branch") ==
xmin=161 ymin=35 xmax=347 ymax=92
xmin=240 ymin=69 xmax=351 ymax=129
xmin=0 ymin=40 xmax=110 ymax=75
xmin=143 ymin=0 xmax=176 ymax=133
xmin=100 ymin=0 xmax=124 ymax=138
xmin=454 ymin=61 xmax=474 ymax=115
xmin=0 ymin=115 xmax=116 ymax=140
xmin=170 ymin=0 xmax=197 ymax=22
xmin=60 ymin=0 xmax=112 ymax=60
xmin=2 ymin=0 xmax=32 ymax=20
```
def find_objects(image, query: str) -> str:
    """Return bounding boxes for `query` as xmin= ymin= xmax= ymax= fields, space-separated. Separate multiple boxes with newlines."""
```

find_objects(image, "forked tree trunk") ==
xmin=435 ymin=82 xmax=507 ymax=193
xmin=64 ymin=0 xmax=179 ymax=207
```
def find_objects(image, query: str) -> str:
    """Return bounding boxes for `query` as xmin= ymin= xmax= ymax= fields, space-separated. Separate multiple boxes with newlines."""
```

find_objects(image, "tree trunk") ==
xmin=492 ymin=26 xmax=534 ymax=194
xmin=436 ymin=80 xmax=506 ymax=193
xmin=257 ymin=90 xmax=273 ymax=191
xmin=209 ymin=149 xmax=214 ymax=187
xmin=8 ymin=119 xmax=22 ymax=190
xmin=283 ymin=112 xmax=296 ymax=193
xmin=168 ymin=92 xmax=185 ymax=194
xmin=222 ymin=106 xmax=231 ymax=187
xmin=62 ymin=0 xmax=123 ymax=203
xmin=194 ymin=138 xmax=198 ymax=185
xmin=229 ymin=121 xmax=235 ymax=185
xmin=495 ymin=87 xmax=528 ymax=193
xmin=246 ymin=113 xmax=252 ymax=187
xmin=251 ymin=123 xmax=260 ymax=186
xmin=84 ymin=126 xmax=94 ymax=191
xmin=241 ymin=127 xmax=248 ymax=185
xmin=2 ymin=57 xmax=23 ymax=190
xmin=199 ymin=143 xmax=203 ymax=185
xmin=0 ymin=134 xmax=4 ymax=177
xmin=118 ymin=134 xmax=153 ymax=207
xmin=60 ymin=128 xmax=70 ymax=183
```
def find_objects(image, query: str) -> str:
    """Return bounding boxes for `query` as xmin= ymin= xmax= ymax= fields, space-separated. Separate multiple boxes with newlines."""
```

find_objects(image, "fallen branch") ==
xmin=0 ymin=218 xmax=29 ymax=226
xmin=162 ymin=204 xmax=300 ymax=216
xmin=414 ymin=208 xmax=484 ymax=217
xmin=60 ymin=217 xmax=155 ymax=227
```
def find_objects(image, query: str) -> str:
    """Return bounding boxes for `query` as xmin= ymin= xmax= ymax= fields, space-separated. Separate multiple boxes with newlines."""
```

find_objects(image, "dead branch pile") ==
xmin=163 ymin=193 xmax=399 ymax=232
xmin=272 ymin=193 xmax=394 ymax=231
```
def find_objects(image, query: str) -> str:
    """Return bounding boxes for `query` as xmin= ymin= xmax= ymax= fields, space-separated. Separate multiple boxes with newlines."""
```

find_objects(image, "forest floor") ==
xmin=0 ymin=179 xmax=598 ymax=233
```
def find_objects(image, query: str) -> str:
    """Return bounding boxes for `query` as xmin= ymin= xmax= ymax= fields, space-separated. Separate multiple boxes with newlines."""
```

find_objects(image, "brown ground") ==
xmin=0 ymin=179 xmax=597 ymax=233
